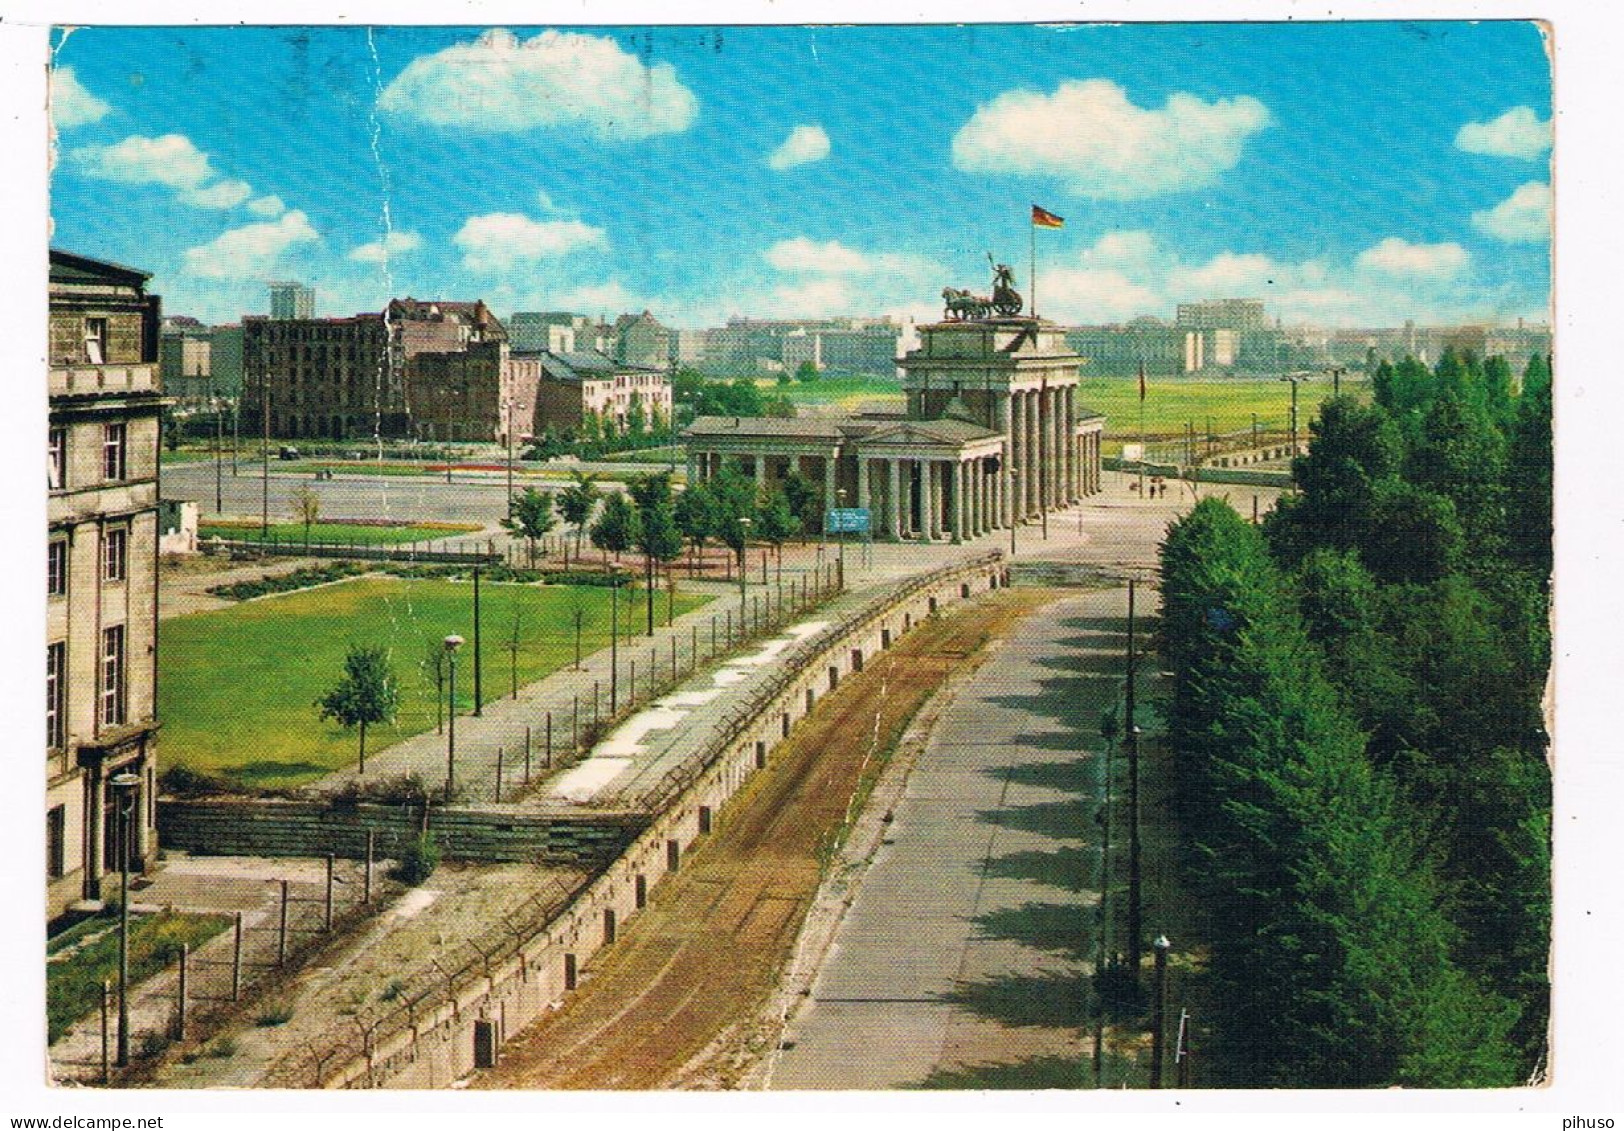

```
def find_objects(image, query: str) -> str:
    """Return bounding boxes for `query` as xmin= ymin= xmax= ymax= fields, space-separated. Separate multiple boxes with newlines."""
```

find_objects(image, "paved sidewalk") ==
xmin=769 ymin=588 xmax=1126 ymax=1089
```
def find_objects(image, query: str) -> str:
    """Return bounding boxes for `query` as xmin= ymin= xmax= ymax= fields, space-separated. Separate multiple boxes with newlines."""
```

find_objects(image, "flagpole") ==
xmin=1139 ymin=361 xmax=1147 ymax=500
xmin=1030 ymin=212 xmax=1037 ymax=318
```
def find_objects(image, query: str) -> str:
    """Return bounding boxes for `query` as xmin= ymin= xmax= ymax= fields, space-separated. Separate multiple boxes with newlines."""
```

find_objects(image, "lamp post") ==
xmin=1280 ymin=371 xmax=1313 ymax=454
xmin=443 ymin=635 xmax=463 ymax=800
xmin=109 ymin=770 xmax=140 ymax=1068
xmin=212 ymin=385 xmax=224 ymax=515
xmin=610 ymin=576 xmax=619 ymax=713
xmin=835 ymin=488 xmax=848 ymax=584
xmin=1151 ymin=934 xmax=1172 ymax=1087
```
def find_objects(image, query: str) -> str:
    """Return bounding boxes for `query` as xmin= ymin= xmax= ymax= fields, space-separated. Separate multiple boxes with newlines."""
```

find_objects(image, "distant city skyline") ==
xmin=49 ymin=23 xmax=1552 ymax=330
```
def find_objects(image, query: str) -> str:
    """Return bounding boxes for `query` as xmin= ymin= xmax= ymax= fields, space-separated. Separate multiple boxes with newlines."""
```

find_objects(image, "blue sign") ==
xmin=825 ymin=508 xmax=871 ymax=535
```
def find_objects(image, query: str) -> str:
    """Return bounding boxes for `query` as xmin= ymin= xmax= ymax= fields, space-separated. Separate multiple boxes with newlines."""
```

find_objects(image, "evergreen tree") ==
xmin=1504 ymin=353 xmax=1553 ymax=582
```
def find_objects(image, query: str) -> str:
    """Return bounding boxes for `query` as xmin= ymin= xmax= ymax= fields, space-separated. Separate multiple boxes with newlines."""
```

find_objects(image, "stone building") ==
xmin=529 ymin=350 xmax=673 ymax=436
xmin=47 ymin=250 xmax=166 ymax=922
xmin=684 ymin=311 xmax=1104 ymax=543
xmin=242 ymin=298 xmax=508 ymax=440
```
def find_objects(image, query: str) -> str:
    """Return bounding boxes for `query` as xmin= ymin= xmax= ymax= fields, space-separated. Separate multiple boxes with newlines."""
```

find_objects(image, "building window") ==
xmin=47 ymin=806 xmax=66 ymax=880
xmin=48 ymin=426 xmax=67 ymax=490
xmin=103 ymin=526 xmax=128 ymax=583
xmin=102 ymin=422 xmax=127 ymax=481
xmin=47 ymin=641 xmax=66 ymax=749
xmin=101 ymin=625 xmax=125 ymax=727
xmin=85 ymin=318 xmax=108 ymax=365
xmin=48 ymin=538 xmax=67 ymax=597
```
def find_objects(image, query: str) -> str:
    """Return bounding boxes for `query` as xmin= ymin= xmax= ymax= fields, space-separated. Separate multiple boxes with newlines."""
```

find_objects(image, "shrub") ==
xmin=207 ymin=561 xmax=366 ymax=601
xmin=391 ymin=833 xmax=440 ymax=886
xmin=323 ymin=772 xmax=433 ymax=809
xmin=255 ymin=1005 xmax=294 ymax=1027
xmin=546 ymin=570 xmax=632 ymax=588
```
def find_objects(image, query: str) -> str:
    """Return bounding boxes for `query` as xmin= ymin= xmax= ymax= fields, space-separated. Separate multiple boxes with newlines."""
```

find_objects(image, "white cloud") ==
xmin=1455 ymin=106 xmax=1551 ymax=160
xmin=348 ymin=230 xmax=424 ymax=263
xmin=1472 ymin=182 xmax=1551 ymax=243
xmin=247 ymin=195 xmax=286 ymax=217
xmin=767 ymin=125 xmax=830 ymax=171
xmin=73 ymin=133 xmax=214 ymax=190
xmin=182 ymin=210 xmax=320 ymax=279
xmin=72 ymin=132 xmax=264 ymax=211
xmin=764 ymin=237 xmax=931 ymax=279
xmin=379 ymin=28 xmax=698 ymax=140
xmin=49 ymin=66 xmax=110 ymax=129
xmin=1355 ymin=237 xmax=1468 ymax=279
xmin=764 ymin=277 xmax=857 ymax=319
xmin=951 ymin=78 xmax=1270 ymax=199
xmin=181 ymin=178 xmax=253 ymax=210
xmin=453 ymin=213 xmax=606 ymax=273
xmin=1040 ymin=267 xmax=1163 ymax=323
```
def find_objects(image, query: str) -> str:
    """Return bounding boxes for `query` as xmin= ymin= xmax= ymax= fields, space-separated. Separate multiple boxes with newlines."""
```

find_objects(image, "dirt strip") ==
xmin=476 ymin=587 xmax=1059 ymax=1090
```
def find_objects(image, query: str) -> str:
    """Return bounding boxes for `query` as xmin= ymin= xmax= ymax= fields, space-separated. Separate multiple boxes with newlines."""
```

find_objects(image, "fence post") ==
xmin=545 ymin=711 xmax=552 ymax=768
xmin=572 ymin=695 xmax=579 ymax=750
xmin=671 ymin=637 xmax=677 ymax=685
xmin=231 ymin=912 xmax=243 ymax=1000
xmin=495 ymin=746 xmax=504 ymax=803
xmin=691 ymin=624 xmax=698 ymax=670
xmin=325 ymin=854 xmax=335 ymax=931
xmin=363 ymin=834 xmax=374 ymax=906
xmin=711 ymin=617 xmax=717 ymax=656
xmin=100 ymin=980 xmax=111 ymax=1084
xmin=649 ymin=648 xmax=657 ymax=696
xmin=278 ymin=879 xmax=289 ymax=966
xmin=630 ymin=661 xmax=636 ymax=708
xmin=593 ymin=681 xmax=600 ymax=726
xmin=525 ymin=725 xmax=532 ymax=783
xmin=175 ymin=943 xmax=188 ymax=1041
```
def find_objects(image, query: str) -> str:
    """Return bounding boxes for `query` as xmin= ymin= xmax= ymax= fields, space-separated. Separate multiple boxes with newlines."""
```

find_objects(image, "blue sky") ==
xmin=47 ymin=21 xmax=1552 ymax=329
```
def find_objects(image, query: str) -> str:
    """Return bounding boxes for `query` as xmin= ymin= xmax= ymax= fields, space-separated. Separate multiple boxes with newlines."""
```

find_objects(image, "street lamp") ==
xmin=1280 ymin=371 xmax=1314 ymax=455
xmin=109 ymin=770 xmax=140 ymax=1068
xmin=835 ymin=488 xmax=848 ymax=585
xmin=1151 ymin=934 xmax=1172 ymax=1088
xmin=443 ymin=635 xmax=463 ymax=800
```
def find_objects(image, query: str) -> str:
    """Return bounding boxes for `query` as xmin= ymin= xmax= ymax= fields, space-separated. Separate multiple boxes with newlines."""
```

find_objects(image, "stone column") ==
xmin=83 ymin=767 xmax=103 ymax=900
xmin=1010 ymin=392 xmax=1024 ymax=521
xmin=857 ymin=455 xmax=871 ymax=515
xmin=755 ymin=454 xmax=767 ymax=491
xmin=917 ymin=459 xmax=933 ymax=542
xmin=823 ymin=453 xmax=838 ymax=516
xmin=997 ymin=392 xmax=1013 ymax=529
xmin=884 ymin=459 xmax=899 ymax=540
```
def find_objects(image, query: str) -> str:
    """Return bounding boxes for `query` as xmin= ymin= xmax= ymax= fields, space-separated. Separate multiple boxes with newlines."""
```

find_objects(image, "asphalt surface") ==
xmin=768 ymin=588 xmax=1126 ymax=1089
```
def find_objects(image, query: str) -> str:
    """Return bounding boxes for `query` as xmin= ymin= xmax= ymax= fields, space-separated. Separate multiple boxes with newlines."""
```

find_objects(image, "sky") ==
xmin=46 ymin=21 xmax=1553 ymax=330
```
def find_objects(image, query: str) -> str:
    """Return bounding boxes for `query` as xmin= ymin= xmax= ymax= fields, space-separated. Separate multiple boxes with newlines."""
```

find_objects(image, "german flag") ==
xmin=1031 ymin=204 xmax=1065 ymax=229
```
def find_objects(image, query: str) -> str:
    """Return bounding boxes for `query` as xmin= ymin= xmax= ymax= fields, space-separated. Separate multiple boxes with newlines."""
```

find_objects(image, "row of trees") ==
xmin=1160 ymin=350 xmax=1551 ymax=1087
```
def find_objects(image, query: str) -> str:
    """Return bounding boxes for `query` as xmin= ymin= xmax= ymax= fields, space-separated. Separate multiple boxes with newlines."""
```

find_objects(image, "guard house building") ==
xmin=683 ymin=302 xmax=1103 ymax=543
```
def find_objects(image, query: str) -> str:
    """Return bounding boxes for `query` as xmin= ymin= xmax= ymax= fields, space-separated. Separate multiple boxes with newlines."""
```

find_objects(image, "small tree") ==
xmin=421 ymin=638 xmax=448 ymax=734
xmin=558 ymin=470 xmax=601 ymax=567
xmin=631 ymin=473 xmax=685 ymax=635
xmin=755 ymin=485 xmax=798 ymax=570
xmin=780 ymin=471 xmax=821 ymax=542
xmin=709 ymin=467 xmax=756 ymax=581
xmin=674 ymin=480 xmax=717 ymax=576
xmin=590 ymin=491 xmax=641 ymax=571
xmin=317 ymin=645 xmax=400 ymax=774
xmin=289 ymin=484 xmax=321 ymax=548
xmin=504 ymin=602 xmax=526 ymax=699
xmin=795 ymin=360 xmax=820 ymax=383
xmin=501 ymin=486 xmax=556 ymax=567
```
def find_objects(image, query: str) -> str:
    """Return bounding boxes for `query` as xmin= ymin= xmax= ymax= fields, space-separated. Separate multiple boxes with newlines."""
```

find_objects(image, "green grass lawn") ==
xmin=752 ymin=372 xmax=1360 ymax=443
xmin=1076 ymin=375 xmax=1363 ymax=442
xmin=49 ymin=910 xmax=231 ymax=1043
xmin=756 ymin=374 xmax=904 ymax=411
xmin=159 ymin=577 xmax=711 ymax=788
xmin=199 ymin=520 xmax=483 ymax=546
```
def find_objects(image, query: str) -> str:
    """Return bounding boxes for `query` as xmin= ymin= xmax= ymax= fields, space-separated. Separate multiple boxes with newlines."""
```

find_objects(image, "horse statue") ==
xmin=942 ymin=259 xmax=1026 ymax=320
xmin=942 ymin=286 xmax=992 ymax=321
